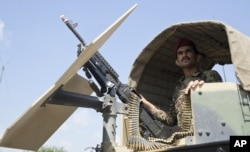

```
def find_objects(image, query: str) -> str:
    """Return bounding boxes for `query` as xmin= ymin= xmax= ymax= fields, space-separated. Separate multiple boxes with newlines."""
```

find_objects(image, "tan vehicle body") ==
xmin=0 ymin=5 xmax=249 ymax=152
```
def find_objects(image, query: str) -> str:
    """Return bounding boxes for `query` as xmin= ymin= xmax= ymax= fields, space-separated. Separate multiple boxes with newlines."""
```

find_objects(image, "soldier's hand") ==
xmin=140 ymin=94 xmax=156 ymax=112
xmin=185 ymin=80 xmax=204 ymax=94
xmin=140 ymin=94 xmax=147 ymax=103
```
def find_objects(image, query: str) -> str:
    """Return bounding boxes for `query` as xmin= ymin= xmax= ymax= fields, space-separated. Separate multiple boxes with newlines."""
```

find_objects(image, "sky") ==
xmin=0 ymin=0 xmax=250 ymax=152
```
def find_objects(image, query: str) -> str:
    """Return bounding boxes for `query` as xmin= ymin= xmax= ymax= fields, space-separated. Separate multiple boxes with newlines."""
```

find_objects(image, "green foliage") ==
xmin=24 ymin=146 xmax=67 ymax=152
xmin=38 ymin=146 xmax=67 ymax=152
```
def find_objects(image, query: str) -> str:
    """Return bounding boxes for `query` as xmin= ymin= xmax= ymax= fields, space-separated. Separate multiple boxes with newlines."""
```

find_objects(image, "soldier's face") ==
xmin=175 ymin=45 xmax=198 ymax=69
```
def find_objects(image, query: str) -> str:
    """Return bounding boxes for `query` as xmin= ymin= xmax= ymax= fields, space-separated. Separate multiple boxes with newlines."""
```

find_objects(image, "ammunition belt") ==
xmin=126 ymin=91 xmax=193 ymax=151
xmin=148 ymin=90 xmax=193 ymax=144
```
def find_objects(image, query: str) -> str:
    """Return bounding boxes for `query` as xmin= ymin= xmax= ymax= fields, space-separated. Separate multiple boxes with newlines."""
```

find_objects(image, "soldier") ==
xmin=141 ymin=38 xmax=222 ymax=126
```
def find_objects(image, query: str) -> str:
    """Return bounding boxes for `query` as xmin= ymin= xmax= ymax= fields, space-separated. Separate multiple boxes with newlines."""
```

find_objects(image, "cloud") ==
xmin=0 ymin=20 xmax=11 ymax=45
xmin=0 ymin=20 xmax=5 ymax=41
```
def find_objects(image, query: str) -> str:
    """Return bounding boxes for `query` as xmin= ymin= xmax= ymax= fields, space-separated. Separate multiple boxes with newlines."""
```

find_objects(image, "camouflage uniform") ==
xmin=151 ymin=69 xmax=222 ymax=127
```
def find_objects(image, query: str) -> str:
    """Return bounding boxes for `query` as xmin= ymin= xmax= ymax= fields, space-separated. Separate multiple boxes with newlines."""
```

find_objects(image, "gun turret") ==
xmin=61 ymin=15 xmax=170 ymax=140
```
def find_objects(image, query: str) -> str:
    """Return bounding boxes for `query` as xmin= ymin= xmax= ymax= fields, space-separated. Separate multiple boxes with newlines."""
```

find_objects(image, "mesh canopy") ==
xmin=128 ymin=20 xmax=250 ymax=110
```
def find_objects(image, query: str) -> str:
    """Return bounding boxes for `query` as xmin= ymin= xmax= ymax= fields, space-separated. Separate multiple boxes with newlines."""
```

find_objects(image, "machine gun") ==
xmin=61 ymin=15 xmax=171 ymax=141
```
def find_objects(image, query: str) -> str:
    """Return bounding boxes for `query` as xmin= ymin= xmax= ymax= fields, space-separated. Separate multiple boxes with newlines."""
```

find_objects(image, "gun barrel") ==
xmin=60 ymin=15 xmax=86 ymax=46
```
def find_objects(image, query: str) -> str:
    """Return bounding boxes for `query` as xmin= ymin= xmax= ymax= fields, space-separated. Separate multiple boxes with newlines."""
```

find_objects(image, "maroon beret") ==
xmin=174 ymin=38 xmax=197 ymax=57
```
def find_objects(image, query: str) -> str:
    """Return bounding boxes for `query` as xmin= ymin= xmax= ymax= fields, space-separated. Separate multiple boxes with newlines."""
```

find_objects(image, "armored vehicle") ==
xmin=0 ymin=4 xmax=249 ymax=152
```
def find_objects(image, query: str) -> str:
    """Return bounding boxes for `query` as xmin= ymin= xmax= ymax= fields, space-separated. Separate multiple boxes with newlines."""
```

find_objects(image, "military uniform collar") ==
xmin=179 ymin=68 xmax=204 ymax=83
